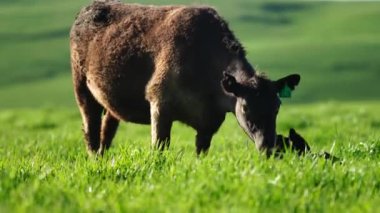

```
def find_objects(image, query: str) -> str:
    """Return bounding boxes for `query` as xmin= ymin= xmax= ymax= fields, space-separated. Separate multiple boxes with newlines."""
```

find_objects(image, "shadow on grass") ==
xmin=238 ymin=15 xmax=291 ymax=25
xmin=238 ymin=2 xmax=313 ymax=25
xmin=261 ymin=2 xmax=311 ymax=13
xmin=332 ymin=61 xmax=374 ymax=73
xmin=0 ymin=59 xmax=70 ymax=88
xmin=0 ymin=28 xmax=70 ymax=42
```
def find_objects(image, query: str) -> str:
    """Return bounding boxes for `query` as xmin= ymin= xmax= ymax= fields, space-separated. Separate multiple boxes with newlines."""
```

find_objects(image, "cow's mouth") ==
xmin=239 ymin=120 xmax=277 ymax=155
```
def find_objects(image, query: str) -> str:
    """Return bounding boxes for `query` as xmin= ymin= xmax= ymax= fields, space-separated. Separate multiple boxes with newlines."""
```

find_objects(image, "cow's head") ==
xmin=222 ymin=72 xmax=300 ymax=156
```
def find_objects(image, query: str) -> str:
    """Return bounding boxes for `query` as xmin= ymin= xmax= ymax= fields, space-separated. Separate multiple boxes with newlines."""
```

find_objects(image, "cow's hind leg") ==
xmin=74 ymin=76 xmax=103 ymax=155
xmin=98 ymin=111 xmax=120 ymax=155
xmin=150 ymin=101 xmax=173 ymax=151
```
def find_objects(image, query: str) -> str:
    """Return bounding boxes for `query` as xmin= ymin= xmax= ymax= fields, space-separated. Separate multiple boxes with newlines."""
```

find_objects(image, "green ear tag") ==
xmin=279 ymin=84 xmax=292 ymax=98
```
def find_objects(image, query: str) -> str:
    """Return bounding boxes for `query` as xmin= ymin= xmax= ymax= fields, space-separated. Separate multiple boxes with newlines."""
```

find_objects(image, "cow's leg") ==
xmin=195 ymin=112 xmax=225 ymax=155
xmin=150 ymin=101 xmax=173 ymax=151
xmin=74 ymin=78 xmax=103 ymax=155
xmin=98 ymin=111 xmax=120 ymax=155
xmin=196 ymin=132 xmax=213 ymax=155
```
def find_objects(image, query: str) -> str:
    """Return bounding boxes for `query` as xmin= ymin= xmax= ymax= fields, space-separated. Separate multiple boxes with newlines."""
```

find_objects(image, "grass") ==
xmin=0 ymin=102 xmax=380 ymax=212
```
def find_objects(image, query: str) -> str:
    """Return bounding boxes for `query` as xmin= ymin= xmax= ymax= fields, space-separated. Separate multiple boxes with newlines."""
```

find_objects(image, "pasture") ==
xmin=0 ymin=0 xmax=379 ymax=212
xmin=1 ymin=103 xmax=380 ymax=212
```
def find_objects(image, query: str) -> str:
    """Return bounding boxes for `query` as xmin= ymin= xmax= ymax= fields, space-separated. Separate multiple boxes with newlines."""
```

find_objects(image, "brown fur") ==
xmin=70 ymin=0 xmax=299 ymax=156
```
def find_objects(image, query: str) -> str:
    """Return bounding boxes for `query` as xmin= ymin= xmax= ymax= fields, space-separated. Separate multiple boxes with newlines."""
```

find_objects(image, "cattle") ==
xmin=276 ymin=129 xmax=340 ymax=162
xmin=276 ymin=128 xmax=311 ymax=156
xmin=70 ymin=0 xmax=301 ymax=156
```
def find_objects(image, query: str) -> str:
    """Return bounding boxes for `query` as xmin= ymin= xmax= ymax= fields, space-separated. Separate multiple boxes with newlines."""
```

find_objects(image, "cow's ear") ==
xmin=221 ymin=72 xmax=243 ymax=96
xmin=275 ymin=74 xmax=300 ymax=97
xmin=289 ymin=128 xmax=311 ymax=153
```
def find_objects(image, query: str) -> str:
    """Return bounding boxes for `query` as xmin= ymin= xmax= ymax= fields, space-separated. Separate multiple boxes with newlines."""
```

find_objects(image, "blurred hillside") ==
xmin=0 ymin=0 xmax=379 ymax=108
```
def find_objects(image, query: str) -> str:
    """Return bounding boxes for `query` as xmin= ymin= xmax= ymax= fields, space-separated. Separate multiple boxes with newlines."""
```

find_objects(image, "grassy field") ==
xmin=1 ymin=0 xmax=380 ymax=212
xmin=0 ymin=102 xmax=379 ymax=212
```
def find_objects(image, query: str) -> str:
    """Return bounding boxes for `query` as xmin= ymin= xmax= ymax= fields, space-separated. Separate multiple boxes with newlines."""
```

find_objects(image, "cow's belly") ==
xmin=86 ymin=74 xmax=151 ymax=124
xmin=109 ymin=98 xmax=151 ymax=124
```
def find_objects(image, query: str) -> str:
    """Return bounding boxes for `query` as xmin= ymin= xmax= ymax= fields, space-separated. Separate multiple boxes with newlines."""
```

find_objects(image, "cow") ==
xmin=70 ymin=0 xmax=301 ymax=156
xmin=276 ymin=128 xmax=311 ymax=156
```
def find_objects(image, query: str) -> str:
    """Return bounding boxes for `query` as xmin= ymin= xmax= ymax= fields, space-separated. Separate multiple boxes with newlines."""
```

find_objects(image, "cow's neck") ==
xmin=222 ymin=58 xmax=256 ymax=113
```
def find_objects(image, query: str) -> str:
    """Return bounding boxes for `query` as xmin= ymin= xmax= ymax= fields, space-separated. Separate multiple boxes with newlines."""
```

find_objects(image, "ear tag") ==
xmin=279 ymin=84 xmax=292 ymax=98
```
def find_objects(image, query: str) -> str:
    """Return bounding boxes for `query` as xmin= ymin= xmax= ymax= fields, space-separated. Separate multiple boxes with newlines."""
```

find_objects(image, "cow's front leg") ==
xmin=195 ymin=111 xmax=226 ymax=156
xmin=150 ymin=101 xmax=173 ymax=151
xmin=196 ymin=132 xmax=213 ymax=155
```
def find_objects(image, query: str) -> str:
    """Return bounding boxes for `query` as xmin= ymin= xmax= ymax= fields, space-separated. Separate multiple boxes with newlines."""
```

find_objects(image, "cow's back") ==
xmin=70 ymin=1 xmax=183 ymax=80
xmin=70 ymin=0 xmax=245 ymax=125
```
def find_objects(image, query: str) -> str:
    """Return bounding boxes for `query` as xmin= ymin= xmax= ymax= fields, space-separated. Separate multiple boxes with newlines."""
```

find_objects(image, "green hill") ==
xmin=1 ymin=0 xmax=379 ymax=108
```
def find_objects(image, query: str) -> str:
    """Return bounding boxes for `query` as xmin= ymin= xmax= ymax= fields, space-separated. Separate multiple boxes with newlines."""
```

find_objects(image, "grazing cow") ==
xmin=277 ymin=129 xmax=341 ymax=162
xmin=70 ymin=0 xmax=301 ymax=156
xmin=276 ymin=128 xmax=311 ymax=156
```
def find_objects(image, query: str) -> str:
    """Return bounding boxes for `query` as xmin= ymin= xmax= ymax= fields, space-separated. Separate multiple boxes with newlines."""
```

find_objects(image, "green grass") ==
xmin=1 ymin=102 xmax=380 ymax=212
